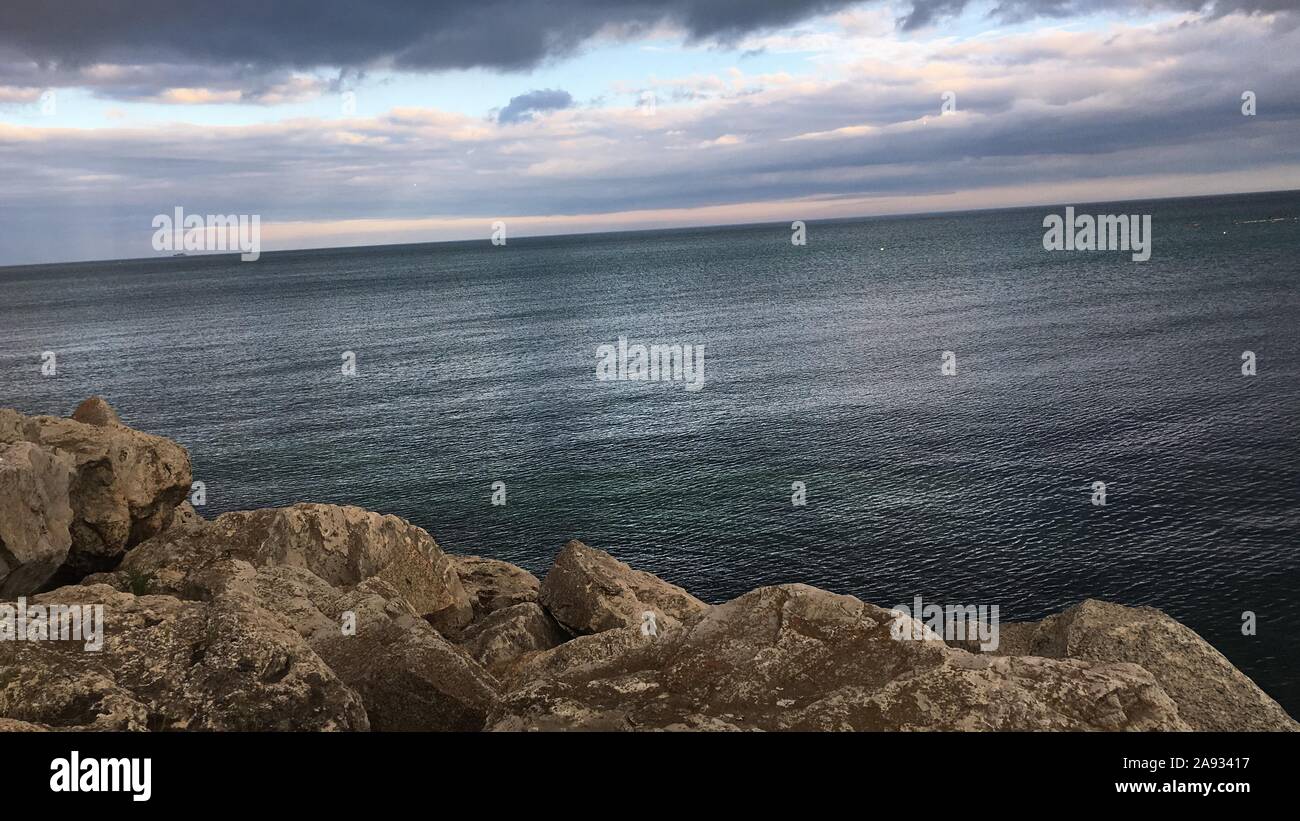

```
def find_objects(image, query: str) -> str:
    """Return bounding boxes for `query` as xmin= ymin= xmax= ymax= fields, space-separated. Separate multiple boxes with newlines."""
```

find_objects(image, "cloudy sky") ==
xmin=1 ymin=0 xmax=1298 ymax=265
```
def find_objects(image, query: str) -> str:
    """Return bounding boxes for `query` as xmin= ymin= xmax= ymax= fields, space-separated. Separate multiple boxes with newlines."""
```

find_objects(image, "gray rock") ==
xmin=491 ymin=584 xmax=1189 ymax=731
xmin=0 ymin=442 xmax=75 ymax=597
xmin=239 ymin=566 xmax=501 ymax=731
xmin=973 ymin=599 xmax=1298 ymax=731
xmin=538 ymin=540 xmax=708 ymax=635
xmin=454 ymin=555 xmax=541 ymax=620
xmin=0 ymin=584 xmax=370 ymax=731
xmin=460 ymin=602 xmax=569 ymax=678
xmin=99 ymin=503 xmax=473 ymax=632
xmin=27 ymin=405 xmax=191 ymax=579
xmin=86 ymin=522 xmax=499 ymax=730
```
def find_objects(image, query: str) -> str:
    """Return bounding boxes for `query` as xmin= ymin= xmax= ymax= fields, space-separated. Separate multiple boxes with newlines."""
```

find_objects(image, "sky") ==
xmin=1 ymin=0 xmax=1299 ymax=265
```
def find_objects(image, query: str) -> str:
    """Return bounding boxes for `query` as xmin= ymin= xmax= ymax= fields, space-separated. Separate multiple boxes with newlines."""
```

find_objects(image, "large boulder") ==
xmin=0 ymin=584 xmax=369 ymax=731
xmin=454 ymin=555 xmax=541 ymax=620
xmin=230 ymin=565 xmax=500 ymax=731
xmin=85 ymin=517 xmax=499 ymax=730
xmin=974 ymin=599 xmax=1298 ymax=731
xmin=0 ymin=442 xmax=75 ymax=597
xmin=10 ymin=400 xmax=193 ymax=580
xmin=538 ymin=540 xmax=708 ymax=635
xmin=70 ymin=396 xmax=122 ymax=427
xmin=459 ymin=602 xmax=569 ymax=678
xmin=96 ymin=503 xmax=473 ymax=632
xmin=491 ymin=584 xmax=1189 ymax=731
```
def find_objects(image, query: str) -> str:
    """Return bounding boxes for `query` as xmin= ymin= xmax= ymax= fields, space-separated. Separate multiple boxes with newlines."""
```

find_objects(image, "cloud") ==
xmin=0 ymin=1 xmax=867 ymax=79
xmin=498 ymin=89 xmax=574 ymax=124
xmin=3 ymin=9 xmax=1300 ymax=264
xmin=899 ymin=0 xmax=1300 ymax=30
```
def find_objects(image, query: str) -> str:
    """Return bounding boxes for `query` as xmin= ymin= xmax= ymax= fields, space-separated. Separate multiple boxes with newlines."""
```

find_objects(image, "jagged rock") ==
xmin=460 ymin=602 xmax=569 ymax=678
xmin=490 ymin=584 xmax=1189 ymax=731
xmin=96 ymin=503 xmax=473 ymax=632
xmin=973 ymin=599 xmax=1298 ymax=731
xmin=229 ymin=566 xmax=500 ymax=731
xmin=538 ymin=540 xmax=708 ymax=635
xmin=6 ymin=402 xmax=193 ymax=580
xmin=0 ymin=409 xmax=39 ymax=444
xmin=0 ymin=584 xmax=369 ymax=730
xmin=169 ymin=501 xmax=205 ymax=529
xmin=71 ymin=396 xmax=122 ymax=427
xmin=0 ymin=442 xmax=75 ymax=597
xmin=85 ymin=523 xmax=499 ymax=730
xmin=454 ymin=555 xmax=541 ymax=620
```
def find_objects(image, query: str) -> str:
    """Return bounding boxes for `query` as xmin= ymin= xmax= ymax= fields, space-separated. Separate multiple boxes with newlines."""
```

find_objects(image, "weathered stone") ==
xmin=538 ymin=540 xmax=708 ymax=635
xmin=0 ymin=409 xmax=39 ymax=444
xmin=460 ymin=602 xmax=569 ymax=678
xmin=229 ymin=566 xmax=499 ymax=731
xmin=169 ymin=501 xmax=205 ymax=529
xmin=70 ymin=396 xmax=122 ymax=427
xmin=0 ymin=584 xmax=369 ymax=731
xmin=0 ymin=718 xmax=49 ymax=731
xmin=89 ymin=538 xmax=499 ymax=730
xmin=454 ymin=555 xmax=541 ymax=620
xmin=26 ymin=405 xmax=191 ymax=579
xmin=977 ymin=599 xmax=1298 ymax=731
xmin=491 ymin=584 xmax=1189 ymax=731
xmin=0 ymin=442 xmax=75 ymax=597
xmin=98 ymin=503 xmax=472 ymax=631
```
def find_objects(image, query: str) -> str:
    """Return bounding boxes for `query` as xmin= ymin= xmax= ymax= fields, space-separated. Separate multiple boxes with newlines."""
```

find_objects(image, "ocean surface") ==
xmin=2 ymin=190 xmax=1298 ymax=713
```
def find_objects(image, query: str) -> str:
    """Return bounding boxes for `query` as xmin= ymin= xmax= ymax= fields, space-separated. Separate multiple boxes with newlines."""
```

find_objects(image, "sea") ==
xmin=2 ymin=190 xmax=1298 ymax=713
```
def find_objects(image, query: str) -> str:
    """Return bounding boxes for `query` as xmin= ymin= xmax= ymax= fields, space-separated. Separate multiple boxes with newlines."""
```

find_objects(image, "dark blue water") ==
xmin=3 ymin=191 xmax=1298 ymax=713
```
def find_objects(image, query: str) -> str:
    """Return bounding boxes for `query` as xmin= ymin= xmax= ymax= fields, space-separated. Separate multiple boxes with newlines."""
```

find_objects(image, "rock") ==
xmin=85 ymin=521 xmax=499 ymax=730
xmin=26 ymin=407 xmax=191 ymax=580
xmin=490 ymin=584 xmax=1189 ymax=731
xmin=538 ymin=540 xmax=708 ymax=635
xmin=98 ymin=503 xmax=473 ymax=632
xmin=0 ymin=584 xmax=369 ymax=731
xmin=977 ymin=599 xmax=1298 ymax=731
xmin=70 ymin=396 xmax=122 ymax=427
xmin=0 ymin=718 xmax=48 ymax=731
xmin=169 ymin=501 xmax=205 ymax=529
xmin=0 ymin=442 xmax=75 ymax=597
xmin=236 ymin=567 xmax=500 ymax=731
xmin=459 ymin=603 xmax=569 ymax=678
xmin=0 ymin=409 xmax=39 ymax=444
xmin=454 ymin=555 xmax=541 ymax=620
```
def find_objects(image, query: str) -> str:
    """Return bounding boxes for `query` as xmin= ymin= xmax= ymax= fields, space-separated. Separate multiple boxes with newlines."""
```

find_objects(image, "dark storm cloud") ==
xmin=0 ymin=1 xmax=864 ymax=73
xmin=901 ymin=0 xmax=1300 ymax=29
xmin=498 ymin=89 xmax=574 ymax=123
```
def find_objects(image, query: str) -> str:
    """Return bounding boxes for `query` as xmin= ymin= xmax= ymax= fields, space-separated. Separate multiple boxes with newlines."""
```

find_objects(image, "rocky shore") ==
xmin=1 ymin=398 xmax=1295 ymax=731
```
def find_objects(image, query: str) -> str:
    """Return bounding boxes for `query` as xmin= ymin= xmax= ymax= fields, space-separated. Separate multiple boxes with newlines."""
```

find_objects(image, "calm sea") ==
xmin=3 ymin=191 xmax=1298 ymax=712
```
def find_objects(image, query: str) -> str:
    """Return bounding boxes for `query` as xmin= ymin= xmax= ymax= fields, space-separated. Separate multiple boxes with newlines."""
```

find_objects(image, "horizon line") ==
xmin=4 ymin=184 xmax=1298 ymax=272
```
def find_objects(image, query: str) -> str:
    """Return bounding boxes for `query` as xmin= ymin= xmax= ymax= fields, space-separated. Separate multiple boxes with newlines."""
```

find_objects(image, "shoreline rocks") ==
xmin=1 ymin=400 xmax=190 ymax=595
xmin=538 ymin=539 xmax=708 ymax=635
xmin=1 ymin=398 xmax=1296 ymax=732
